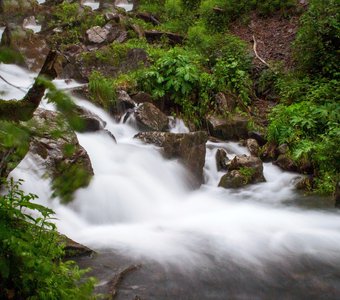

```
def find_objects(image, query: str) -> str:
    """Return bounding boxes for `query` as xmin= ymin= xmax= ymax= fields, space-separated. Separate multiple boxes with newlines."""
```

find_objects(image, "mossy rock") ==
xmin=27 ymin=109 xmax=94 ymax=203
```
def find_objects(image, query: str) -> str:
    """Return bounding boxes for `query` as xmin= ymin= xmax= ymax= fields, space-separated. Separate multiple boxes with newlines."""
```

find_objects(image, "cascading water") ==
xmin=2 ymin=63 xmax=340 ymax=299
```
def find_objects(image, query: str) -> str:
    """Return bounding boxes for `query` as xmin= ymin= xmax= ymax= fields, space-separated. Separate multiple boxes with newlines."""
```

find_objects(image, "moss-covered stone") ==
xmin=27 ymin=109 xmax=94 ymax=203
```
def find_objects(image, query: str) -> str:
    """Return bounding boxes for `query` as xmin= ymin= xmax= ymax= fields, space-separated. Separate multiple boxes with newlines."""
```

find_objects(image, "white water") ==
xmin=83 ymin=1 xmax=100 ymax=10
xmin=3 ymin=64 xmax=340 ymax=272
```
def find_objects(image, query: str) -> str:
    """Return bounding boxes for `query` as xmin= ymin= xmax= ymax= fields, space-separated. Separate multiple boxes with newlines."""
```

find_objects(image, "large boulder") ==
xmin=134 ymin=102 xmax=168 ymax=131
xmin=28 ymin=109 xmax=94 ymax=203
xmin=135 ymin=131 xmax=208 ymax=187
xmin=218 ymin=155 xmax=265 ymax=189
xmin=207 ymin=115 xmax=249 ymax=141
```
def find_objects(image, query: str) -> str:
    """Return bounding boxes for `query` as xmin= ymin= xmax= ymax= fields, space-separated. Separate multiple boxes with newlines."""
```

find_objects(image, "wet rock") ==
xmin=219 ymin=155 xmax=265 ymax=189
xmin=207 ymin=115 xmax=249 ymax=141
xmin=135 ymin=131 xmax=208 ymax=188
xmin=144 ymin=30 xmax=184 ymax=46
xmin=246 ymin=138 xmax=260 ymax=157
xmin=74 ymin=105 xmax=106 ymax=132
xmin=229 ymin=155 xmax=265 ymax=183
xmin=260 ymin=142 xmax=278 ymax=161
xmin=61 ymin=235 xmax=95 ymax=258
xmin=218 ymin=170 xmax=248 ymax=189
xmin=249 ymin=131 xmax=267 ymax=146
xmin=28 ymin=109 xmax=93 ymax=203
xmin=115 ymin=90 xmax=135 ymax=115
xmin=215 ymin=148 xmax=229 ymax=171
xmin=134 ymin=102 xmax=168 ymax=131
xmin=273 ymin=154 xmax=297 ymax=172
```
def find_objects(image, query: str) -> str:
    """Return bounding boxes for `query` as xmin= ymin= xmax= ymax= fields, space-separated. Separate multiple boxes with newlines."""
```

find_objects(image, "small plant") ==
xmin=239 ymin=167 xmax=256 ymax=184
xmin=88 ymin=71 xmax=117 ymax=111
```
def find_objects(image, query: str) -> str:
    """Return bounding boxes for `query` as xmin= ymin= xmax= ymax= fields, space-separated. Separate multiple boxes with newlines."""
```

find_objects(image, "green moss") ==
xmin=239 ymin=167 xmax=256 ymax=184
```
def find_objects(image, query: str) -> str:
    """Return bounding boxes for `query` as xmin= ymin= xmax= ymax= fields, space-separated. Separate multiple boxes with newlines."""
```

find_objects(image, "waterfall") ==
xmin=3 ymin=63 xmax=340 ymax=298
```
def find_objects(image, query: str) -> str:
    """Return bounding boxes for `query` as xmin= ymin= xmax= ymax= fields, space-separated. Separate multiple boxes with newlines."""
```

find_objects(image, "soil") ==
xmin=230 ymin=11 xmax=303 ymax=70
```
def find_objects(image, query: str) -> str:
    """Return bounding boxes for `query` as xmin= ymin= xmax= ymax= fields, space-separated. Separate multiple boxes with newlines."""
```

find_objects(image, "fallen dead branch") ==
xmin=252 ymin=35 xmax=270 ymax=68
xmin=108 ymin=264 xmax=141 ymax=299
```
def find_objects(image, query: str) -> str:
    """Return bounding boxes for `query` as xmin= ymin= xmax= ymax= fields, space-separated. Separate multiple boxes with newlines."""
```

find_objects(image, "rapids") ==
xmin=2 ymin=63 xmax=340 ymax=299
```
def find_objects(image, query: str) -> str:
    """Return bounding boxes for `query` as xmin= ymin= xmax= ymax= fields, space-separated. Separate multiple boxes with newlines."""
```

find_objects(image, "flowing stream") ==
xmin=2 ymin=63 xmax=340 ymax=299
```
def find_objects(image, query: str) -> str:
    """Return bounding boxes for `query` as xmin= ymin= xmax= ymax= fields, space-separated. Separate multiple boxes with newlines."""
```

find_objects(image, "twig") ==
xmin=0 ymin=74 xmax=28 ymax=93
xmin=252 ymin=35 xmax=270 ymax=68
xmin=108 ymin=264 xmax=141 ymax=299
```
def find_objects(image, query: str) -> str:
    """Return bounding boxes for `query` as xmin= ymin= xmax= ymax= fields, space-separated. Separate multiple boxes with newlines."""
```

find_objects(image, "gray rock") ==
xmin=134 ymin=102 xmax=168 ymax=131
xmin=135 ymin=131 xmax=208 ymax=188
xmin=215 ymin=148 xmax=229 ymax=171
xmin=207 ymin=115 xmax=249 ymax=140
xmin=115 ymin=90 xmax=136 ymax=114
xmin=219 ymin=155 xmax=265 ymax=189
xmin=86 ymin=26 xmax=110 ymax=44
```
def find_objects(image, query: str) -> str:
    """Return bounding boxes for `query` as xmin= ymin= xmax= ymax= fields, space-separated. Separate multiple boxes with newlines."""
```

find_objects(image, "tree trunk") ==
xmin=0 ymin=50 xmax=58 ymax=122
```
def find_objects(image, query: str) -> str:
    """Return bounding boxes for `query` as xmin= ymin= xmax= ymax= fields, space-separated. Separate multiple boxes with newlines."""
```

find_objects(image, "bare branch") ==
xmin=252 ymin=35 xmax=270 ymax=68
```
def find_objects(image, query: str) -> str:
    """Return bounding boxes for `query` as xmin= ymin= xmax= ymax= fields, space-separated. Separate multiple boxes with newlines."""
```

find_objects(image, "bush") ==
xmin=139 ymin=48 xmax=214 ymax=125
xmin=267 ymin=76 xmax=340 ymax=194
xmin=0 ymin=179 xmax=96 ymax=299
xmin=293 ymin=0 xmax=340 ymax=77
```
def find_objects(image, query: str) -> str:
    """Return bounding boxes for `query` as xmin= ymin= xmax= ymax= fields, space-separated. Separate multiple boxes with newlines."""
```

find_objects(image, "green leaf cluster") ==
xmin=0 ymin=179 xmax=96 ymax=299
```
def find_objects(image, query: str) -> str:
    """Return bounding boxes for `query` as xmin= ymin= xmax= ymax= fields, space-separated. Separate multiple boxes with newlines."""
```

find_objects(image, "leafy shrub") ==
xmin=139 ymin=48 xmax=214 ymax=125
xmin=0 ymin=179 xmax=96 ymax=299
xmin=213 ymin=58 xmax=252 ymax=105
xmin=293 ymin=0 xmax=340 ymax=77
xmin=267 ymin=76 xmax=340 ymax=194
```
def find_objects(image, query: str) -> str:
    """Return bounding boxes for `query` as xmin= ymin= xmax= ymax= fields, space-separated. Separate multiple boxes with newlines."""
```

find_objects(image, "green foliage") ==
xmin=181 ymin=0 xmax=201 ymax=10
xmin=293 ymin=0 xmax=340 ymax=77
xmin=199 ymin=0 xmax=297 ymax=31
xmin=0 ymin=47 xmax=24 ymax=64
xmin=239 ymin=167 xmax=256 ymax=183
xmin=88 ymin=71 xmax=118 ymax=111
xmin=213 ymin=57 xmax=252 ymax=105
xmin=50 ymin=2 xmax=106 ymax=46
xmin=139 ymin=48 xmax=214 ymax=125
xmin=0 ymin=179 xmax=96 ymax=299
xmin=267 ymin=76 xmax=340 ymax=194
